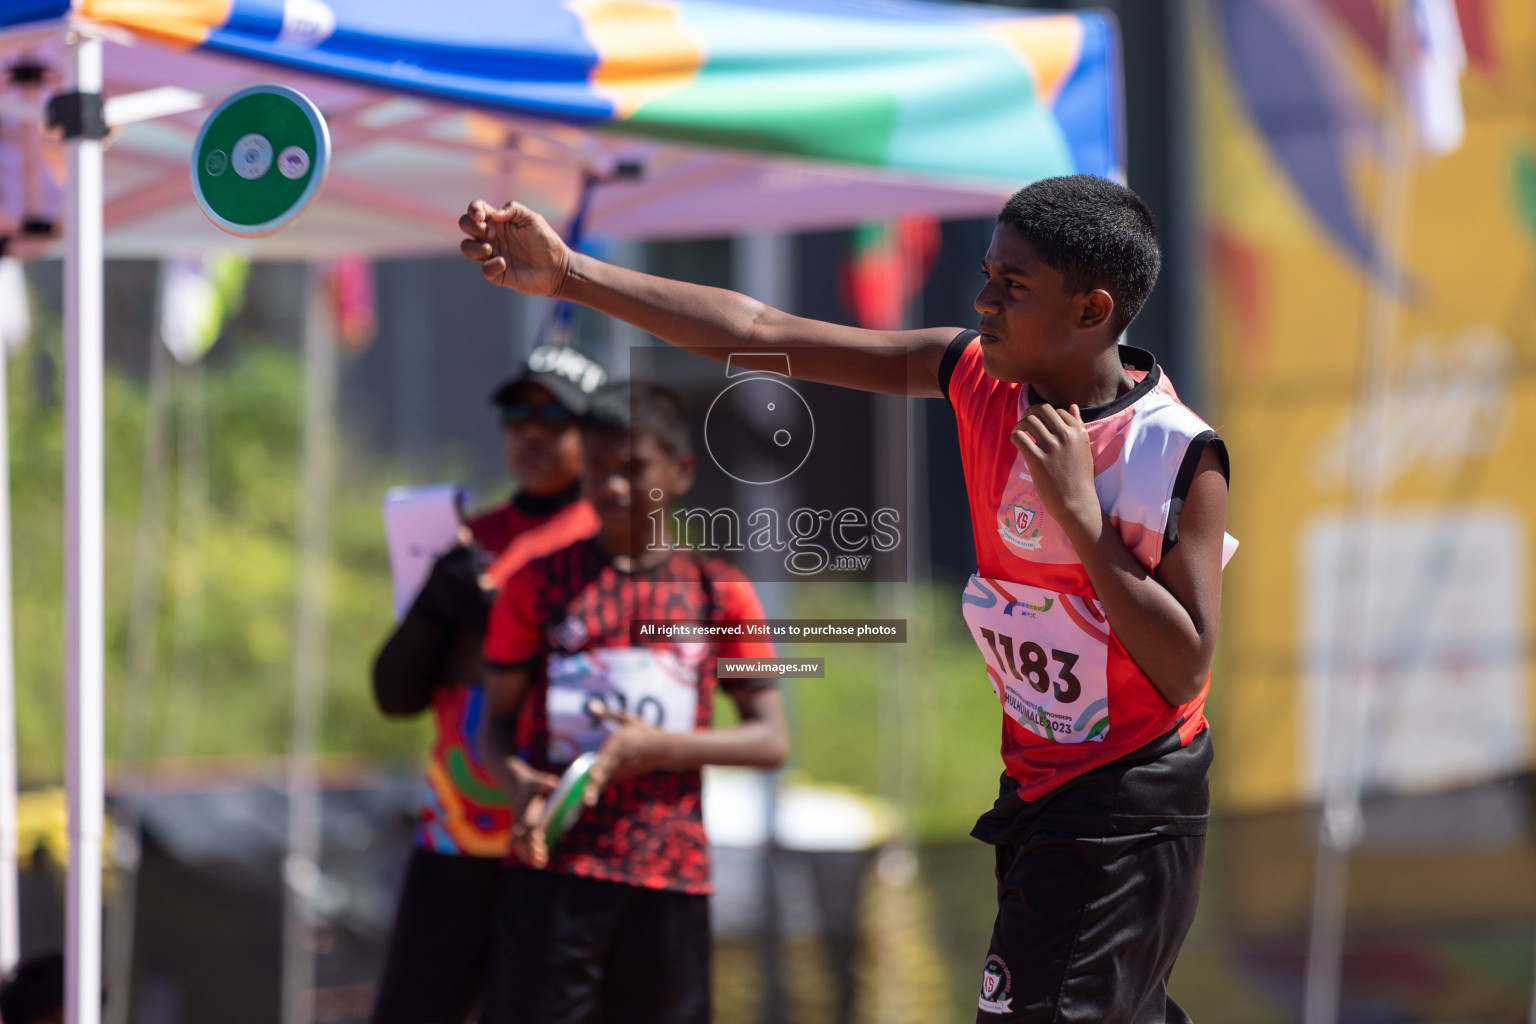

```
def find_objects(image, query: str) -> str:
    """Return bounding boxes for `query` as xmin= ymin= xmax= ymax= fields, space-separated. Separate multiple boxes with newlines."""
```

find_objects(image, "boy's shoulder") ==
xmin=670 ymin=551 xmax=763 ymax=600
xmin=507 ymin=535 xmax=602 ymax=592
xmin=678 ymin=550 xmax=751 ymax=584
xmin=465 ymin=499 xmax=516 ymax=551
xmin=1100 ymin=362 xmax=1220 ymax=460
xmin=1128 ymin=377 xmax=1215 ymax=443
xmin=671 ymin=553 xmax=768 ymax=625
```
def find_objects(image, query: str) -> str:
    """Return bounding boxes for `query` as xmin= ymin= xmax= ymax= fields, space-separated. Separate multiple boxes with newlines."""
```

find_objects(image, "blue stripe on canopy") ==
xmin=203 ymin=0 xmax=613 ymax=123
xmin=0 ymin=0 xmax=70 ymax=33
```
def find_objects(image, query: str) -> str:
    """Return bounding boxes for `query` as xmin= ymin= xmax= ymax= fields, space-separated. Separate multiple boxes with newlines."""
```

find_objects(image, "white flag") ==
xmin=159 ymin=255 xmax=248 ymax=364
xmin=1408 ymin=0 xmax=1468 ymax=157
xmin=0 ymin=257 xmax=29 ymax=357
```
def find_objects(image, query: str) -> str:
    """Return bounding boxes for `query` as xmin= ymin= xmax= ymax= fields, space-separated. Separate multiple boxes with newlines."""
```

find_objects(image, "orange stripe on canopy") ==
xmin=567 ymin=0 xmax=704 ymax=119
xmin=78 ymin=0 xmax=232 ymax=50
xmin=986 ymin=14 xmax=1084 ymax=107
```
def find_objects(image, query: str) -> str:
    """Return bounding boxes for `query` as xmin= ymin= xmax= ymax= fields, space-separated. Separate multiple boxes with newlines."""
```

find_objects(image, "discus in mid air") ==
xmin=191 ymin=84 xmax=330 ymax=237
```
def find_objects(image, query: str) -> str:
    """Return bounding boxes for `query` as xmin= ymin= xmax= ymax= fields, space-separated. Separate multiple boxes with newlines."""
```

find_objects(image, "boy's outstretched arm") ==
xmin=1014 ymin=403 xmax=1228 ymax=706
xmin=583 ymin=685 xmax=788 ymax=805
xmin=458 ymin=200 xmax=960 ymax=398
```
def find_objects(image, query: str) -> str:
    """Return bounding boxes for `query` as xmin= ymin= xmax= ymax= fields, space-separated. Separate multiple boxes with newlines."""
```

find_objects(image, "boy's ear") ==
xmin=671 ymin=451 xmax=698 ymax=496
xmin=1079 ymin=289 xmax=1115 ymax=332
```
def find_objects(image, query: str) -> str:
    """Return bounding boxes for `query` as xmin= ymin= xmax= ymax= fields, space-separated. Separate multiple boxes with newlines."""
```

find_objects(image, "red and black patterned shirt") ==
xmin=484 ymin=540 xmax=775 ymax=894
xmin=415 ymin=497 xmax=599 ymax=856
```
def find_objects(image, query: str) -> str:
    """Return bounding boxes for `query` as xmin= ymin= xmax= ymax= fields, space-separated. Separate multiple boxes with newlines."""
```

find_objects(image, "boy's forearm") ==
xmin=649 ymin=720 xmax=788 ymax=772
xmin=477 ymin=714 xmax=524 ymax=796
xmin=559 ymin=253 xmax=948 ymax=397
xmin=1059 ymin=513 xmax=1211 ymax=705
xmin=560 ymin=253 xmax=770 ymax=361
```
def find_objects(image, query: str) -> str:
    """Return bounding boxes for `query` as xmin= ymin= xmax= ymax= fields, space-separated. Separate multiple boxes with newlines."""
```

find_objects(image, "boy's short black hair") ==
xmin=583 ymin=381 xmax=694 ymax=458
xmin=998 ymin=175 xmax=1161 ymax=337
xmin=1 ymin=951 xmax=64 ymax=1024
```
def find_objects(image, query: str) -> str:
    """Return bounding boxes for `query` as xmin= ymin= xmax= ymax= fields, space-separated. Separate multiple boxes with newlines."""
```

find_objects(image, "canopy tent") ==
xmin=0 ymin=2 xmax=1124 ymax=1022
xmin=0 ymin=0 xmax=1122 ymax=254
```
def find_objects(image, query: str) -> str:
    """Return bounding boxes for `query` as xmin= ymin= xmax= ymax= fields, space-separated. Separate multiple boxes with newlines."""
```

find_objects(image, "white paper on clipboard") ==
xmin=383 ymin=483 xmax=472 ymax=619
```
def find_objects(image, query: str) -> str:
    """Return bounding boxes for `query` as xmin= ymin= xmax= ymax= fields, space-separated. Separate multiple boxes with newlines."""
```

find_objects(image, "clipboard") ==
xmin=383 ymin=483 xmax=472 ymax=619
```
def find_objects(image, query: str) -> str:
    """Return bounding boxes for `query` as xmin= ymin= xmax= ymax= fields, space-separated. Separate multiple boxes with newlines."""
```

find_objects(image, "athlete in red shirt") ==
xmin=368 ymin=347 xmax=602 ymax=1024
xmin=477 ymin=383 xmax=788 ymax=1024
xmin=459 ymin=175 xmax=1230 ymax=1023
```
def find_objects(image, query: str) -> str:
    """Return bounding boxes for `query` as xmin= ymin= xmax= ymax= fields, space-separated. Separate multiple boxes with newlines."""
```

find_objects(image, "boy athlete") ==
xmin=459 ymin=175 xmax=1228 ymax=1022
xmin=477 ymin=383 xmax=789 ymax=1024
xmin=369 ymin=347 xmax=603 ymax=1024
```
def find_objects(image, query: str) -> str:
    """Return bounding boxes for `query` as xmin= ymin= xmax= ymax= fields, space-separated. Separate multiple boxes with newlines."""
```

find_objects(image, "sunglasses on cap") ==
xmin=501 ymin=398 xmax=575 ymax=427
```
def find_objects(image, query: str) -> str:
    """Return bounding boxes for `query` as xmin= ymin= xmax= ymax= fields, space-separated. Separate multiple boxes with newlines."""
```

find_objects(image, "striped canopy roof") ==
xmin=0 ymin=0 xmax=1122 ymax=255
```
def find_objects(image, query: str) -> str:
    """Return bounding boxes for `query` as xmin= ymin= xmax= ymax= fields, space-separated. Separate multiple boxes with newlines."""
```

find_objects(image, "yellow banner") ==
xmin=1196 ymin=0 xmax=1536 ymax=810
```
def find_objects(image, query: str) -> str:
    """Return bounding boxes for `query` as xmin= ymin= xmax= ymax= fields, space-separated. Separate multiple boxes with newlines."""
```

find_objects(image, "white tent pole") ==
xmin=62 ymin=28 xmax=106 ymax=1024
xmin=735 ymin=232 xmax=791 ymax=1024
xmin=0 ymin=322 xmax=19 ymax=974
xmin=281 ymin=266 xmax=334 ymax=1024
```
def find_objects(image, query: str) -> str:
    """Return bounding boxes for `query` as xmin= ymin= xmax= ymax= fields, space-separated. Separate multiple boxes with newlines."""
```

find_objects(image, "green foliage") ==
xmin=782 ymin=583 xmax=1003 ymax=841
xmin=9 ymin=315 xmax=427 ymax=786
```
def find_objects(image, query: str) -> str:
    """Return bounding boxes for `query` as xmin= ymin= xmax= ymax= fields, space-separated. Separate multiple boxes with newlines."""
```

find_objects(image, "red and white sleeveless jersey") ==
xmin=944 ymin=334 xmax=1227 ymax=801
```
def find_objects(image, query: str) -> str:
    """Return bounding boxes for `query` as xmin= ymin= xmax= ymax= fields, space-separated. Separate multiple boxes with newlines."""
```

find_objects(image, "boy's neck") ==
xmin=598 ymin=528 xmax=675 ymax=572
xmin=1030 ymin=342 xmax=1135 ymax=411
xmin=512 ymin=480 xmax=582 ymax=516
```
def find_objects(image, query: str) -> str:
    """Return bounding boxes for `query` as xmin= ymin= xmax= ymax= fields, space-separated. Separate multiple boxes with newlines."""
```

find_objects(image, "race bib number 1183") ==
xmin=961 ymin=575 xmax=1111 ymax=743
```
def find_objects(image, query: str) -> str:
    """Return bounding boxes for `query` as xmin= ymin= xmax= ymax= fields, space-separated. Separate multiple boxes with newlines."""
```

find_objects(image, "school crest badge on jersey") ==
xmin=999 ymin=497 xmax=1043 ymax=552
xmin=1011 ymin=504 xmax=1035 ymax=535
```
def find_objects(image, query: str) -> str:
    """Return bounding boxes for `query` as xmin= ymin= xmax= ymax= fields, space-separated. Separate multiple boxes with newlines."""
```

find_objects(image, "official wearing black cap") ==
xmin=369 ymin=344 xmax=604 ymax=1024
xmin=490 ymin=344 xmax=607 ymax=415
xmin=488 ymin=346 xmax=606 ymax=509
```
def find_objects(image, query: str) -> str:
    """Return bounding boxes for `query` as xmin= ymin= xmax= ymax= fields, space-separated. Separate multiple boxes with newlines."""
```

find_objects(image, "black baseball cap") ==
xmin=490 ymin=345 xmax=608 ymax=417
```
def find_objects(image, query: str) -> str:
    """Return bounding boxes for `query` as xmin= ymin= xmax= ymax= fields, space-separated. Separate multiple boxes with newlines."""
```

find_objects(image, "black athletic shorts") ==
xmin=370 ymin=847 xmax=503 ymax=1024
xmin=971 ymin=728 xmax=1213 ymax=1023
xmin=976 ymin=828 xmax=1205 ymax=1022
xmin=479 ymin=867 xmax=711 ymax=1024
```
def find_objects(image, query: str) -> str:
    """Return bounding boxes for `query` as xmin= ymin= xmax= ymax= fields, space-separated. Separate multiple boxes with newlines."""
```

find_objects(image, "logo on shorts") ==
xmin=551 ymin=615 xmax=590 ymax=652
xmin=979 ymin=954 xmax=1013 ymax=1014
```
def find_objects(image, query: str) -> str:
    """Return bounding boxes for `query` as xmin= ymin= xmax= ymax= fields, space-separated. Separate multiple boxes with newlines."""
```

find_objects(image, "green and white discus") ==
xmin=191 ymin=85 xmax=330 ymax=237
xmin=541 ymin=752 xmax=600 ymax=845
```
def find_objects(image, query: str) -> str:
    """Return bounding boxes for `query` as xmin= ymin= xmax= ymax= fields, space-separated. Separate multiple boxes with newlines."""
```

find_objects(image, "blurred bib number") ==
xmin=546 ymin=647 xmax=700 ymax=764
xmin=961 ymin=575 xmax=1111 ymax=743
